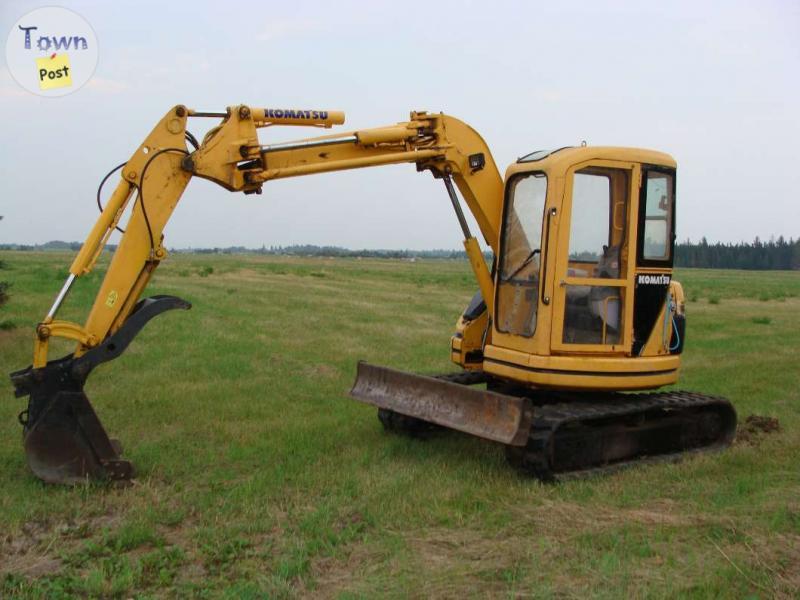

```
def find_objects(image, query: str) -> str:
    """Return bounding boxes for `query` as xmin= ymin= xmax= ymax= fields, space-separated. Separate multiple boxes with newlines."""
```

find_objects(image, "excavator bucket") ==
xmin=350 ymin=362 xmax=532 ymax=445
xmin=18 ymin=387 xmax=133 ymax=484
xmin=10 ymin=295 xmax=190 ymax=485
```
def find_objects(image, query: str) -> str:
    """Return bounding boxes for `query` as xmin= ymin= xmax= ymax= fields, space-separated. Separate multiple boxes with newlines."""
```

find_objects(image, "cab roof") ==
xmin=505 ymin=146 xmax=676 ymax=179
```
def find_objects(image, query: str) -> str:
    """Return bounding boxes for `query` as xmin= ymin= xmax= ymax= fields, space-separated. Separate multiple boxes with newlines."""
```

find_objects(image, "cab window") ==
xmin=639 ymin=169 xmax=675 ymax=263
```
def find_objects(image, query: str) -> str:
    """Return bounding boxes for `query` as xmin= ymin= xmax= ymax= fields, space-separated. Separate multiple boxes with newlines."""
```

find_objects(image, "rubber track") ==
xmin=426 ymin=374 xmax=735 ymax=480
xmin=507 ymin=390 xmax=736 ymax=481
xmin=383 ymin=372 xmax=735 ymax=480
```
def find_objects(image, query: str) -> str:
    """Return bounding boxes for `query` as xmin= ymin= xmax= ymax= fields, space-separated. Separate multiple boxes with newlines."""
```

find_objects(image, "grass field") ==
xmin=0 ymin=251 xmax=798 ymax=598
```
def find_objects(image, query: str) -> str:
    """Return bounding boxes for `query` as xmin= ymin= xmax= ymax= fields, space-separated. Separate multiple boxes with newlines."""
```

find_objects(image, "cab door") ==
xmin=550 ymin=160 xmax=639 ymax=354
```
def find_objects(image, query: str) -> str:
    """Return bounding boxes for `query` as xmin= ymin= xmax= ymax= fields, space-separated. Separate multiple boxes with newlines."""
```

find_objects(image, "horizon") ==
xmin=2 ymin=234 xmax=797 ymax=253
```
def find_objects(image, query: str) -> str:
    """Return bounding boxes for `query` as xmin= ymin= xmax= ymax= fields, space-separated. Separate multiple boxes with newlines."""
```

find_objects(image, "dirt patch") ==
xmin=0 ymin=513 xmax=119 ymax=578
xmin=503 ymin=499 xmax=704 ymax=533
xmin=736 ymin=414 xmax=781 ymax=445
xmin=303 ymin=363 xmax=339 ymax=380
xmin=714 ymin=527 xmax=800 ymax=599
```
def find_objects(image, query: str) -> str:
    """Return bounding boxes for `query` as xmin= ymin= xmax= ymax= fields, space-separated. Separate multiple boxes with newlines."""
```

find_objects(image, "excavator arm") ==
xmin=10 ymin=104 xmax=505 ymax=484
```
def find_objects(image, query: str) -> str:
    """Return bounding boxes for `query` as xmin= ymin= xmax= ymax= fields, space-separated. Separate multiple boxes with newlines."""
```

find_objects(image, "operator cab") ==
xmin=482 ymin=146 xmax=679 ymax=391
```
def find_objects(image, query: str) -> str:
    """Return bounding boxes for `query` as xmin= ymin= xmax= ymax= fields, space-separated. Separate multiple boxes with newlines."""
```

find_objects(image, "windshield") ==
xmin=500 ymin=174 xmax=547 ymax=281
xmin=496 ymin=172 xmax=547 ymax=337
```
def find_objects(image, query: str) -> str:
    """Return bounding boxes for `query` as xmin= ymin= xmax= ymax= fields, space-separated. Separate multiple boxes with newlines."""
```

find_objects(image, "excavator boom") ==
xmin=10 ymin=104 xmax=506 ymax=484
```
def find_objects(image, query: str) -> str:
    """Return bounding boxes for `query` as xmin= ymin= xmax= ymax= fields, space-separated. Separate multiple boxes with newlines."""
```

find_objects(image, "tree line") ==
xmin=674 ymin=237 xmax=799 ymax=270
xmin=3 ymin=238 xmax=799 ymax=270
xmin=180 ymin=244 xmax=477 ymax=260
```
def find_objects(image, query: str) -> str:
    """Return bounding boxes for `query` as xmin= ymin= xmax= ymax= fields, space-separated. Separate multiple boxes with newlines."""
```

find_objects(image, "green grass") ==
xmin=1 ymin=252 xmax=798 ymax=598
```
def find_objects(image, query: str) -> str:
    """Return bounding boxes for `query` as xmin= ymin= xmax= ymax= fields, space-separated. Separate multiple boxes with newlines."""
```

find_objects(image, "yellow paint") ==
xmin=463 ymin=237 xmax=494 ymax=314
xmin=105 ymin=290 xmax=118 ymax=308
xmin=32 ymin=320 xmax=95 ymax=368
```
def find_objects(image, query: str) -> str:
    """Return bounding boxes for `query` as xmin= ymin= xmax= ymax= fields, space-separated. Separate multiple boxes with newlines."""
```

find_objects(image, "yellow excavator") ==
xmin=10 ymin=105 xmax=736 ymax=484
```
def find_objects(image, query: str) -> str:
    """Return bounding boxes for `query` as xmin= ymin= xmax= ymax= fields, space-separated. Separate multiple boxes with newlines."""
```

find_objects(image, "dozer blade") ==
xmin=10 ymin=295 xmax=190 ymax=485
xmin=349 ymin=361 xmax=532 ymax=445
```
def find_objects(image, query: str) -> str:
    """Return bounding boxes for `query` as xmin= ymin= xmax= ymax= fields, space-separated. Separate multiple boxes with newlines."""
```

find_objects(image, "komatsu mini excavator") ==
xmin=10 ymin=105 xmax=736 ymax=484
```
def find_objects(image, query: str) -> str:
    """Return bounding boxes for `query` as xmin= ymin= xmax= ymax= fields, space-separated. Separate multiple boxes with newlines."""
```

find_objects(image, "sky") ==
xmin=1 ymin=0 xmax=798 ymax=250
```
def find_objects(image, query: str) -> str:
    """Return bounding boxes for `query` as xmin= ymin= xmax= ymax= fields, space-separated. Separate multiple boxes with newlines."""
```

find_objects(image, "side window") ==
xmin=640 ymin=170 xmax=675 ymax=263
xmin=568 ymin=168 xmax=629 ymax=278
xmin=569 ymin=172 xmax=611 ymax=263
xmin=562 ymin=167 xmax=629 ymax=346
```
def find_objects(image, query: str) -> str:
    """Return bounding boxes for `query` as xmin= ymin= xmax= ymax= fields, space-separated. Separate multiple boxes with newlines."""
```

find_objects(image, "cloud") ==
xmin=533 ymin=88 xmax=563 ymax=103
xmin=256 ymin=17 xmax=322 ymax=42
xmin=0 ymin=83 xmax=28 ymax=98
xmin=0 ymin=66 xmax=128 ymax=97
xmin=86 ymin=76 xmax=129 ymax=94
xmin=0 ymin=67 xmax=29 ymax=98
